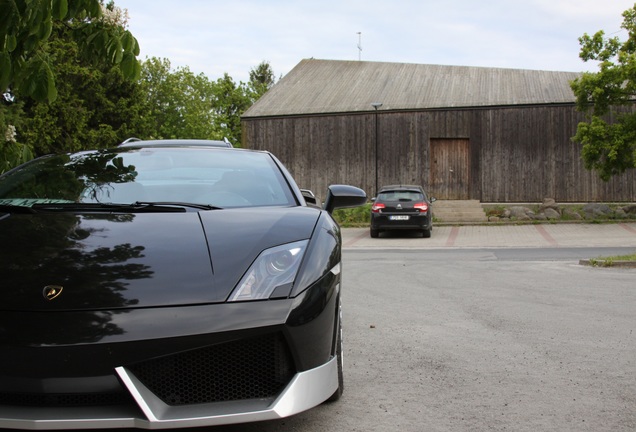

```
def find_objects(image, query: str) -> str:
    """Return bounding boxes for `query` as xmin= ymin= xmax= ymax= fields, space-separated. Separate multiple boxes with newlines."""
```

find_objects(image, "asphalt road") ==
xmin=216 ymin=246 xmax=634 ymax=432
xmin=227 ymin=225 xmax=636 ymax=432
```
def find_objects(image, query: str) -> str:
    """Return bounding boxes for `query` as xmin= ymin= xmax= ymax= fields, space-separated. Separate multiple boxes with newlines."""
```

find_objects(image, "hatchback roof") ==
xmin=379 ymin=184 xmax=424 ymax=192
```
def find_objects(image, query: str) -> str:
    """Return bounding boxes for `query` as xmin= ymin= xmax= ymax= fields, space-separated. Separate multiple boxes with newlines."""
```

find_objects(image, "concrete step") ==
xmin=433 ymin=200 xmax=488 ymax=223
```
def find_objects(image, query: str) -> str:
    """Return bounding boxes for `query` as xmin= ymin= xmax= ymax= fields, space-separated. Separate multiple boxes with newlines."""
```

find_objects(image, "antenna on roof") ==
xmin=357 ymin=32 xmax=362 ymax=61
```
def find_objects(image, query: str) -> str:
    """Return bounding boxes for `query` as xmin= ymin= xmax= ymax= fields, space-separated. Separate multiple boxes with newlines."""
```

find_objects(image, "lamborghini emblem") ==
xmin=43 ymin=285 xmax=63 ymax=301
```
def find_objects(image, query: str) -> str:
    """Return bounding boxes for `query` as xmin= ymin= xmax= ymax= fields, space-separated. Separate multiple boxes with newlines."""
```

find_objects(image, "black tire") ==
xmin=370 ymin=228 xmax=379 ymax=238
xmin=422 ymin=229 xmax=431 ymax=238
xmin=327 ymin=301 xmax=344 ymax=402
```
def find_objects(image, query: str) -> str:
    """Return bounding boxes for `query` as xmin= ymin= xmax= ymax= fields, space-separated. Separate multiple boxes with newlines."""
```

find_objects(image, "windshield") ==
xmin=0 ymin=148 xmax=297 ymax=209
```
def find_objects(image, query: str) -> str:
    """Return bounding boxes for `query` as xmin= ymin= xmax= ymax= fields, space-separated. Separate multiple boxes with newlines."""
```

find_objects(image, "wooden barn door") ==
xmin=430 ymin=139 xmax=470 ymax=199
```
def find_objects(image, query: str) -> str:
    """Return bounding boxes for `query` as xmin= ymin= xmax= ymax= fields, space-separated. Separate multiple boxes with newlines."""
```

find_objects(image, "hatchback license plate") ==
xmin=389 ymin=215 xmax=410 ymax=221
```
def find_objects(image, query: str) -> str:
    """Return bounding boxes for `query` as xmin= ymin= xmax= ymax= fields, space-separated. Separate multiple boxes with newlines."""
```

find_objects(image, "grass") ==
xmin=484 ymin=205 xmax=506 ymax=218
xmin=588 ymin=252 xmax=636 ymax=267
xmin=332 ymin=203 xmax=372 ymax=227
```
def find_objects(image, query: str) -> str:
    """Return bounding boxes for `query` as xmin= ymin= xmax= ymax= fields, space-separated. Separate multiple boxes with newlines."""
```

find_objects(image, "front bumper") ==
xmin=0 ymin=359 xmax=338 ymax=430
xmin=0 ymin=272 xmax=341 ymax=429
xmin=371 ymin=213 xmax=432 ymax=230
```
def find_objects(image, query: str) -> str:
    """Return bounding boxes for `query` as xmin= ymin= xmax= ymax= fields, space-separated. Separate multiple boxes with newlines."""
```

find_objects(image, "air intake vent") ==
xmin=128 ymin=333 xmax=295 ymax=406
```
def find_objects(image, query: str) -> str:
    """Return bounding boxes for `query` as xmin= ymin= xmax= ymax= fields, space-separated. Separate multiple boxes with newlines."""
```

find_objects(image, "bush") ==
xmin=332 ymin=203 xmax=371 ymax=227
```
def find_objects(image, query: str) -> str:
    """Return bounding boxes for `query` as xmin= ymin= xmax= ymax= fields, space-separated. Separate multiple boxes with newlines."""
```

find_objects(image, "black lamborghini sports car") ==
xmin=0 ymin=139 xmax=366 ymax=429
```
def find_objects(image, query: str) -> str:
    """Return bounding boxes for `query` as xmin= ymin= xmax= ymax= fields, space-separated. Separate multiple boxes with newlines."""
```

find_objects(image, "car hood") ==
xmin=0 ymin=207 xmax=319 ymax=312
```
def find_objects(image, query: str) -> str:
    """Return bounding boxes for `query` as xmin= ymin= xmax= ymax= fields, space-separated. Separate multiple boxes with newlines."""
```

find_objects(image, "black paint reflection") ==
xmin=0 ymin=152 xmax=138 ymax=203
xmin=0 ymin=212 xmax=152 ymax=345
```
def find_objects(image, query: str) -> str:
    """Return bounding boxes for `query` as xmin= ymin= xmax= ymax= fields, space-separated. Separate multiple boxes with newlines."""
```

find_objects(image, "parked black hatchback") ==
xmin=370 ymin=185 xmax=436 ymax=238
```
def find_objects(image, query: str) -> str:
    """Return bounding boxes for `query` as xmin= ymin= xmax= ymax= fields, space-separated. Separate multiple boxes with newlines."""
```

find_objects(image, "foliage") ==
xmin=332 ymin=203 xmax=372 ymax=227
xmin=483 ymin=205 xmax=506 ymax=218
xmin=0 ymin=0 xmax=141 ymax=103
xmin=139 ymin=57 xmax=220 ymax=141
xmin=248 ymin=61 xmax=276 ymax=100
xmin=0 ymin=0 xmax=277 ymax=171
xmin=588 ymin=252 xmax=636 ymax=267
xmin=570 ymin=5 xmax=636 ymax=181
xmin=213 ymin=73 xmax=252 ymax=145
xmin=17 ymin=20 xmax=151 ymax=156
xmin=139 ymin=59 xmax=276 ymax=146
xmin=0 ymin=96 xmax=32 ymax=173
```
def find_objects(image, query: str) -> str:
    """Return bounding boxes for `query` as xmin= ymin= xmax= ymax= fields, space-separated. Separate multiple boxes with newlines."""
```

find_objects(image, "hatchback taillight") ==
xmin=371 ymin=203 xmax=385 ymax=213
xmin=414 ymin=202 xmax=429 ymax=212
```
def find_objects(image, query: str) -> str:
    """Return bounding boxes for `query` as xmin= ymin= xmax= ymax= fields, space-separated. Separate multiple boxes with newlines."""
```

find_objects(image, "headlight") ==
xmin=228 ymin=240 xmax=308 ymax=301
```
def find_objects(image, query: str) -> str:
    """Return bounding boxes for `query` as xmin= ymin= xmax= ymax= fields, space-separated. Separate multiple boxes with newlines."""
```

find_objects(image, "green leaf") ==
xmin=121 ymin=31 xmax=135 ymax=52
xmin=20 ymin=58 xmax=57 ymax=103
xmin=23 ymin=34 xmax=41 ymax=52
xmin=52 ymin=0 xmax=68 ymax=20
xmin=111 ymin=37 xmax=123 ymax=64
xmin=119 ymin=31 xmax=140 ymax=56
xmin=84 ymin=0 xmax=102 ymax=18
xmin=87 ymin=29 xmax=107 ymax=53
xmin=0 ymin=0 xmax=19 ymax=38
xmin=46 ymin=64 xmax=58 ymax=102
xmin=120 ymin=52 xmax=140 ymax=80
xmin=6 ymin=34 xmax=17 ymax=52
xmin=0 ymin=52 xmax=11 ymax=91
xmin=131 ymin=36 xmax=140 ymax=56
xmin=37 ymin=19 xmax=53 ymax=40
xmin=104 ymin=35 xmax=122 ymax=64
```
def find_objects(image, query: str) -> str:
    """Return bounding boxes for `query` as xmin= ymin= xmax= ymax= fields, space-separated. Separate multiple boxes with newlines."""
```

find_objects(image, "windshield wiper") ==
xmin=29 ymin=201 xmax=221 ymax=213
xmin=30 ymin=202 xmax=160 ymax=213
xmin=133 ymin=202 xmax=222 ymax=211
xmin=0 ymin=204 xmax=37 ymax=214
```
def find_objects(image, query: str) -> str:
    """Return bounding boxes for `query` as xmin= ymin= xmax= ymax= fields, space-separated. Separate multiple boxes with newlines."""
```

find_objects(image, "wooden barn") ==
xmin=241 ymin=59 xmax=636 ymax=203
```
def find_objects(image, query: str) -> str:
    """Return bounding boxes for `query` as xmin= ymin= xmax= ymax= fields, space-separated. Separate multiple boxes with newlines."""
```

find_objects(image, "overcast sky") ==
xmin=119 ymin=0 xmax=635 ymax=83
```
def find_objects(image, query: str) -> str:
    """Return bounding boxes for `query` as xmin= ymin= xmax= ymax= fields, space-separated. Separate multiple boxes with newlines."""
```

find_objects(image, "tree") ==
xmin=248 ymin=60 xmax=276 ymax=101
xmin=570 ymin=5 xmax=636 ymax=181
xmin=0 ymin=0 xmax=141 ymax=103
xmin=0 ymin=95 xmax=32 ymax=173
xmin=1 ymin=2 xmax=150 ymax=168
xmin=139 ymin=58 xmax=221 ymax=140
xmin=18 ymin=19 xmax=151 ymax=156
xmin=212 ymin=73 xmax=252 ymax=145
xmin=139 ymin=59 xmax=272 ymax=145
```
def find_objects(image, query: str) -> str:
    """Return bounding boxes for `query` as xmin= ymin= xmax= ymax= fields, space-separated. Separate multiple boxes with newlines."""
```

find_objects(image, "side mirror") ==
xmin=430 ymin=197 xmax=437 ymax=203
xmin=323 ymin=185 xmax=367 ymax=214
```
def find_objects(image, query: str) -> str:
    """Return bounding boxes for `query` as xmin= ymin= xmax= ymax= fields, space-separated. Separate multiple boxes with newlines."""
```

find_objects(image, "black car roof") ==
xmin=118 ymin=138 xmax=234 ymax=149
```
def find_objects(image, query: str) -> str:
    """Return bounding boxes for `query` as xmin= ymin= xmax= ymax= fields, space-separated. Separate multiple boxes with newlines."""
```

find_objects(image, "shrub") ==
xmin=333 ymin=203 xmax=372 ymax=227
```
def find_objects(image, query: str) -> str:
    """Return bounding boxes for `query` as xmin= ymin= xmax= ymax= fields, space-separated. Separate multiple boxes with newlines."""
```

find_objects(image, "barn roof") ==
xmin=242 ymin=59 xmax=581 ymax=118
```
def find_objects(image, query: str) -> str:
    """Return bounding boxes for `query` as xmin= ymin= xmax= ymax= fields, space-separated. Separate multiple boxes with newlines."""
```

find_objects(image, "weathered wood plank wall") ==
xmin=242 ymin=104 xmax=636 ymax=203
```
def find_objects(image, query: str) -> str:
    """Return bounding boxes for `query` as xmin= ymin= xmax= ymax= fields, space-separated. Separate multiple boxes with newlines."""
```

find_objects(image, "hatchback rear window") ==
xmin=377 ymin=191 xmax=424 ymax=201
